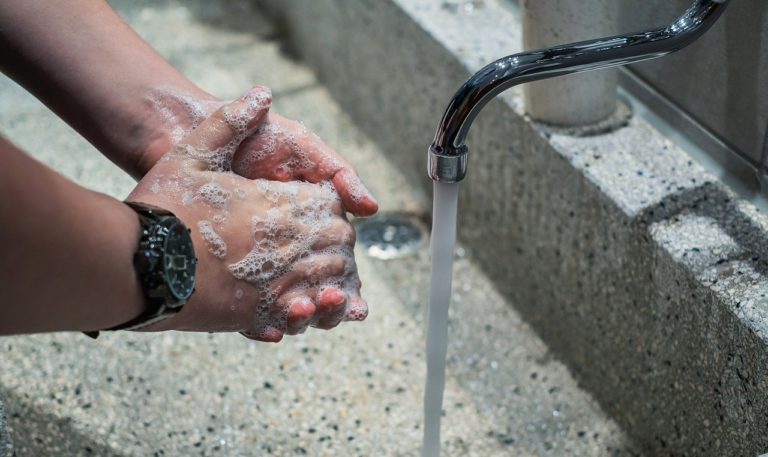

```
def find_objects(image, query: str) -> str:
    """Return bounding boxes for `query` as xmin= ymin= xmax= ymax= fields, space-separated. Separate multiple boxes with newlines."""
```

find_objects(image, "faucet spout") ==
xmin=428 ymin=0 xmax=730 ymax=183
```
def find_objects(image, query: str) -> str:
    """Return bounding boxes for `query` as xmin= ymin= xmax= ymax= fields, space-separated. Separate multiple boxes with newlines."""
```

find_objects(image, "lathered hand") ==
xmin=142 ymin=87 xmax=378 ymax=217
xmin=130 ymin=87 xmax=368 ymax=342
xmin=232 ymin=111 xmax=379 ymax=217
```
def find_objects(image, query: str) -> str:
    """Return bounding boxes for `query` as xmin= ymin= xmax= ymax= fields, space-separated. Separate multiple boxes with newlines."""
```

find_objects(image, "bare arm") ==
xmin=0 ymin=0 xmax=212 ymax=179
xmin=0 ymin=135 xmax=145 ymax=334
xmin=0 ymin=92 xmax=368 ymax=340
xmin=0 ymin=0 xmax=378 ymax=216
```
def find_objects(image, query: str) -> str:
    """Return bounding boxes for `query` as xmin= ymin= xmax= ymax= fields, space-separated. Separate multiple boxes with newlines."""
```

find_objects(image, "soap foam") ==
xmin=224 ymin=179 xmax=361 ymax=335
xmin=197 ymin=220 xmax=227 ymax=259
xmin=171 ymin=87 xmax=272 ymax=172
xmin=231 ymin=119 xmax=318 ymax=180
xmin=146 ymin=87 xmax=221 ymax=144
xmin=146 ymin=86 xmax=365 ymax=337
xmin=197 ymin=181 xmax=231 ymax=209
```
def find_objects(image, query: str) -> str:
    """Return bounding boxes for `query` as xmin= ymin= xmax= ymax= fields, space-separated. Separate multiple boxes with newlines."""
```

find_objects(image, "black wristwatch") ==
xmin=84 ymin=202 xmax=197 ymax=338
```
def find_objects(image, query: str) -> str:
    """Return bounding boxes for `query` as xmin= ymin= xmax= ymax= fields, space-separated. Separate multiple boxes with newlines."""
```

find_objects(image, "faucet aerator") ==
xmin=428 ymin=144 xmax=469 ymax=183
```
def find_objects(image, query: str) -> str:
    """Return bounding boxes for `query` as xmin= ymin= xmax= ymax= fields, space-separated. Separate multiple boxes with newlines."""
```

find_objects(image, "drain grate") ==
xmin=354 ymin=213 xmax=427 ymax=260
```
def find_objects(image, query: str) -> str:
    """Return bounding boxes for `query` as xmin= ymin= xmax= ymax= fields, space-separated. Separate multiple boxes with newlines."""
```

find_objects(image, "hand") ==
xmin=129 ymin=87 xmax=368 ymax=342
xmin=140 ymin=87 xmax=378 ymax=217
xmin=231 ymin=112 xmax=379 ymax=217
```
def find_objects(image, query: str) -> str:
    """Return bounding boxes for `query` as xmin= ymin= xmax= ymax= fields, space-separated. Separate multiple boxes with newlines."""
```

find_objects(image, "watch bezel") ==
xmin=161 ymin=219 xmax=197 ymax=304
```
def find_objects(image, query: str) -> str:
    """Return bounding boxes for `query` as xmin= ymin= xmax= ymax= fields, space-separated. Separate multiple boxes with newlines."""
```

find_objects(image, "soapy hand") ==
xmin=129 ymin=87 xmax=368 ymax=341
xmin=231 ymin=112 xmax=379 ymax=217
xmin=141 ymin=87 xmax=378 ymax=217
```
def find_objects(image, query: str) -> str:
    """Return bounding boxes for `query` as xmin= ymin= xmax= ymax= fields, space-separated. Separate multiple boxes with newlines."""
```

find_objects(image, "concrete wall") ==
xmin=622 ymin=0 xmax=768 ymax=170
xmin=256 ymin=0 xmax=768 ymax=455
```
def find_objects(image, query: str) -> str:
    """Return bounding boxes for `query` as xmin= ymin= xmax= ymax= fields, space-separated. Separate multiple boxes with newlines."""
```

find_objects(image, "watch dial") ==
xmin=163 ymin=222 xmax=196 ymax=301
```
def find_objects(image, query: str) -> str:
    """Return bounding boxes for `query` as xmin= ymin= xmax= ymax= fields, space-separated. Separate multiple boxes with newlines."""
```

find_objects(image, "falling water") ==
xmin=422 ymin=181 xmax=459 ymax=457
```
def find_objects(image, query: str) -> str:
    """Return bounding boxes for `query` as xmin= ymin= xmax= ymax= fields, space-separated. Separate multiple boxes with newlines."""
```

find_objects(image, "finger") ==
xmin=187 ymin=86 xmax=271 ymax=149
xmin=231 ymin=131 xmax=281 ymax=179
xmin=232 ymin=116 xmax=379 ymax=217
xmin=178 ymin=86 xmax=272 ymax=169
xmin=332 ymin=168 xmax=379 ymax=217
xmin=343 ymin=295 xmax=369 ymax=322
xmin=285 ymin=296 xmax=316 ymax=335
xmin=318 ymin=287 xmax=346 ymax=309
xmin=232 ymin=115 xmax=313 ymax=180
xmin=310 ymin=219 xmax=356 ymax=251
xmin=271 ymin=254 xmax=348 ymax=296
xmin=313 ymin=287 xmax=348 ymax=330
xmin=240 ymin=325 xmax=283 ymax=343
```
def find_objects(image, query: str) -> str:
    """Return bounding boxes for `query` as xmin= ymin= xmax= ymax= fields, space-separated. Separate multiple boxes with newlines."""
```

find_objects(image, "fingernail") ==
xmin=319 ymin=288 xmax=346 ymax=307
xmin=288 ymin=297 xmax=316 ymax=323
xmin=243 ymin=86 xmax=272 ymax=110
xmin=361 ymin=195 xmax=379 ymax=211
xmin=260 ymin=326 xmax=284 ymax=342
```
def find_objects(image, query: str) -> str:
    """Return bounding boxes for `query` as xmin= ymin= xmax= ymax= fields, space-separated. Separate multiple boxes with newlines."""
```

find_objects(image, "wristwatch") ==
xmin=84 ymin=202 xmax=197 ymax=338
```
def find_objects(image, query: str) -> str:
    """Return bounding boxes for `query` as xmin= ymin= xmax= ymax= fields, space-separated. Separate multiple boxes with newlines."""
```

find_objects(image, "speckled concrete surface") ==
xmin=0 ymin=400 xmax=12 ymax=457
xmin=369 ymin=243 xmax=638 ymax=456
xmin=258 ymin=0 xmax=768 ymax=455
xmin=0 ymin=1 xmax=637 ymax=456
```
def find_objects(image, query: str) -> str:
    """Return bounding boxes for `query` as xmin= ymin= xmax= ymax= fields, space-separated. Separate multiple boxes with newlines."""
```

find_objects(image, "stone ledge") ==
xmin=256 ymin=0 xmax=768 ymax=455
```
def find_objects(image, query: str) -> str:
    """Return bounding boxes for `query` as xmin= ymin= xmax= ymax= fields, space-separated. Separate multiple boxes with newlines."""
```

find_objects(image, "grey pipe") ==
xmin=522 ymin=0 xmax=620 ymax=126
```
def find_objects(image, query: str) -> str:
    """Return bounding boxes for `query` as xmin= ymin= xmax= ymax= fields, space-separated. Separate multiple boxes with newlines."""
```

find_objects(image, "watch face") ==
xmin=163 ymin=221 xmax=197 ymax=302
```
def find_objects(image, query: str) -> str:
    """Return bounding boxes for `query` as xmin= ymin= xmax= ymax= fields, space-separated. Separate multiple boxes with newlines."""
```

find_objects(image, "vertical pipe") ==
xmin=521 ymin=0 xmax=619 ymax=126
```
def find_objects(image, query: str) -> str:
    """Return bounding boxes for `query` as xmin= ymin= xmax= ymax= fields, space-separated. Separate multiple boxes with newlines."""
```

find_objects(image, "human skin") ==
xmin=134 ymin=88 xmax=368 ymax=341
xmin=0 ymin=0 xmax=378 ymax=217
xmin=0 ymin=136 xmax=146 ymax=335
xmin=0 ymin=90 xmax=367 ymax=340
xmin=0 ymin=0 xmax=378 ymax=340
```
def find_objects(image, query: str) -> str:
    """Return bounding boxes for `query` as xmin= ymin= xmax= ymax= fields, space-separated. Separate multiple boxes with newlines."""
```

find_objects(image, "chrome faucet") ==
xmin=428 ymin=0 xmax=731 ymax=183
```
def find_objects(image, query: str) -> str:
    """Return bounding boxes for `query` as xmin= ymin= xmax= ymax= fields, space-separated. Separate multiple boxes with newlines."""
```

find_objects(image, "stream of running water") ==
xmin=421 ymin=181 xmax=459 ymax=457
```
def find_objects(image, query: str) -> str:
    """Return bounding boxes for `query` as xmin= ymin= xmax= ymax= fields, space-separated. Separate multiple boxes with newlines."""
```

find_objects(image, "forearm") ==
xmin=0 ymin=136 xmax=145 ymax=334
xmin=0 ymin=0 xmax=213 ymax=178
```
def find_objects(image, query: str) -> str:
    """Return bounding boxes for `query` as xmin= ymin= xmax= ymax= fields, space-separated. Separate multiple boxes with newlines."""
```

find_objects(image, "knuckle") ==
xmin=330 ymin=256 xmax=348 ymax=274
xmin=340 ymin=221 xmax=356 ymax=245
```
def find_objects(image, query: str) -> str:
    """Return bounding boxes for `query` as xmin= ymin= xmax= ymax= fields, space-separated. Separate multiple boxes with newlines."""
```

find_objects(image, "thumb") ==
xmin=175 ymin=86 xmax=272 ymax=170
xmin=332 ymin=168 xmax=379 ymax=217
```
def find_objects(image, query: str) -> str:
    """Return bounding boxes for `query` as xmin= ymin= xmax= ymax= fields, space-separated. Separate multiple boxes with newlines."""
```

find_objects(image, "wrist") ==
xmin=82 ymin=193 xmax=147 ymax=333
xmin=132 ymin=87 xmax=221 ymax=178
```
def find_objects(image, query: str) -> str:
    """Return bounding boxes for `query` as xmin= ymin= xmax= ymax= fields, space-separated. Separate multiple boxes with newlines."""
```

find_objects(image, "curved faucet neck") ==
xmin=429 ymin=0 xmax=730 ymax=183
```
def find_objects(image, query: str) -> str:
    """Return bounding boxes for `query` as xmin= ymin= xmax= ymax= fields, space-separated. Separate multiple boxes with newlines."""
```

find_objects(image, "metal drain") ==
xmin=354 ymin=213 xmax=426 ymax=260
